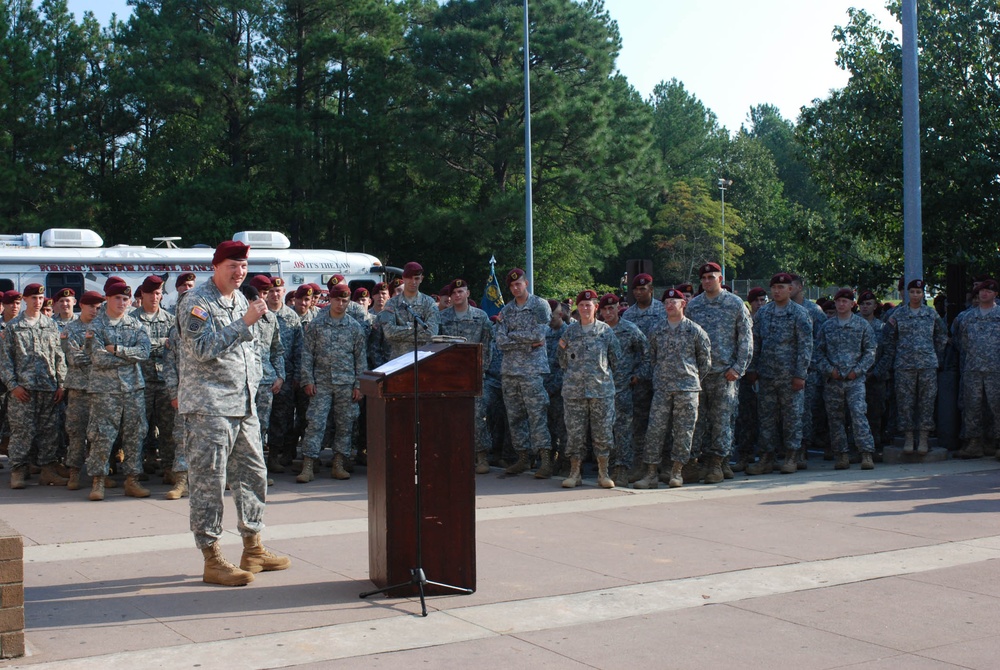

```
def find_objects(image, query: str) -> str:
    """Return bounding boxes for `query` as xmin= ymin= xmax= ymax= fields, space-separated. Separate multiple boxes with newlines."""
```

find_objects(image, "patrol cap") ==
xmin=858 ymin=290 xmax=877 ymax=303
xmin=2 ymin=291 xmax=21 ymax=304
xmin=79 ymin=291 xmax=106 ymax=306
xmin=249 ymin=275 xmax=273 ymax=292
xmin=576 ymin=289 xmax=599 ymax=303
xmin=747 ymin=287 xmax=767 ymax=301
xmin=661 ymin=288 xmax=686 ymax=302
xmin=598 ymin=293 xmax=620 ymax=309
xmin=212 ymin=240 xmax=250 ymax=265
xmin=175 ymin=272 xmax=196 ymax=288
xmin=104 ymin=276 xmax=127 ymax=293
xmin=22 ymin=283 xmax=44 ymax=298
xmin=675 ymin=282 xmax=694 ymax=294
xmin=770 ymin=272 xmax=794 ymax=286
xmin=329 ymin=284 xmax=351 ymax=299
xmin=450 ymin=279 xmax=468 ymax=294
xmin=907 ymin=278 xmax=925 ymax=290
xmin=976 ymin=278 xmax=998 ymax=293
xmin=698 ymin=262 xmax=722 ymax=276
xmin=352 ymin=287 xmax=370 ymax=301
xmin=402 ymin=262 xmax=424 ymax=278
xmin=56 ymin=288 xmax=75 ymax=299
xmin=834 ymin=288 xmax=856 ymax=301
xmin=105 ymin=281 xmax=132 ymax=298
xmin=326 ymin=274 xmax=346 ymax=290
xmin=506 ymin=268 xmax=526 ymax=285
xmin=631 ymin=273 xmax=653 ymax=289
xmin=140 ymin=275 xmax=164 ymax=294
xmin=270 ymin=277 xmax=287 ymax=288
xmin=294 ymin=285 xmax=314 ymax=299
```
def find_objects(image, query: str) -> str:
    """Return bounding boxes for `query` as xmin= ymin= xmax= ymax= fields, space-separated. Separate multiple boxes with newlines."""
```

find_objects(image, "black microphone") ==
xmin=241 ymin=284 xmax=260 ymax=302
xmin=398 ymin=300 xmax=430 ymax=331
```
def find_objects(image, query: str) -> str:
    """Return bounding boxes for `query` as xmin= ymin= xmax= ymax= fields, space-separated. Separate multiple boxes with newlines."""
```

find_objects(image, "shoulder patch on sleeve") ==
xmin=190 ymin=306 xmax=209 ymax=321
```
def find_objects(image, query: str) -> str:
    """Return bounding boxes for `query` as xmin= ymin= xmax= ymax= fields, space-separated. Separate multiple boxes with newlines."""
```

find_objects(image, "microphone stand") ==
xmin=359 ymin=299 xmax=473 ymax=616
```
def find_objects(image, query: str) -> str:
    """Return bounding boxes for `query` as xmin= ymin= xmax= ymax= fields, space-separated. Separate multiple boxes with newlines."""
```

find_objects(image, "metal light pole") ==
xmin=901 ymin=0 xmax=923 ymax=284
xmin=523 ymin=0 xmax=535 ymax=293
xmin=718 ymin=178 xmax=732 ymax=282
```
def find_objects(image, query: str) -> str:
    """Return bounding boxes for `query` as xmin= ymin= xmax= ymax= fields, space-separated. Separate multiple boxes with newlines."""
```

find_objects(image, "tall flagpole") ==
xmin=523 ymin=0 xmax=534 ymax=294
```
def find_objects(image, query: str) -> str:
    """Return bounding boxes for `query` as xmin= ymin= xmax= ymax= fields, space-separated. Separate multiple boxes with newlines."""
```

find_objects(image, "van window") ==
xmin=46 ymin=273 xmax=85 ymax=309
xmin=0 ymin=278 xmax=13 ymax=293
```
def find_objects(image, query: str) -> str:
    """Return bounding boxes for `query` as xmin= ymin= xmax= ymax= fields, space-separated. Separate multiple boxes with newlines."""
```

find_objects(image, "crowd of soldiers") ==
xmin=3 ymin=259 xmax=999 ymax=501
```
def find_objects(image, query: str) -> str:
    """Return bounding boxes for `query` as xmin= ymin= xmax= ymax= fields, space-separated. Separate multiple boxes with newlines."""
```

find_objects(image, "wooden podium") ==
xmin=360 ymin=342 xmax=481 ymax=596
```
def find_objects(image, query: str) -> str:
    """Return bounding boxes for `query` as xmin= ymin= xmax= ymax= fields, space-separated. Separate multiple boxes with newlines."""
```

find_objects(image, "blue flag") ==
xmin=480 ymin=261 xmax=505 ymax=317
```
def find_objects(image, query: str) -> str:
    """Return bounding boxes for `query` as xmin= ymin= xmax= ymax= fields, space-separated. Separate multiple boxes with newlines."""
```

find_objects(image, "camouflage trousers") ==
xmin=734 ymin=379 xmax=758 ymax=460
xmin=474 ymin=394 xmax=490 ymax=454
xmin=6 ymin=390 xmax=62 ymax=469
xmin=256 ymin=383 xmax=274 ymax=450
xmin=64 ymin=389 xmax=91 ymax=470
xmin=268 ymin=383 xmax=300 ymax=461
xmin=756 ymin=377 xmax=805 ymax=455
xmin=643 ymin=390 xmax=698 ymax=465
xmin=502 ymin=375 xmax=551 ymax=455
xmin=610 ymin=386 xmax=635 ymax=468
xmin=691 ymin=372 xmax=738 ymax=459
xmin=631 ymin=379 xmax=654 ymax=461
xmin=184 ymin=412 xmax=267 ymax=550
xmin=144 ymin=382 xmax=177 ymax=469
xmin=301 ymin=385 xmax=358 ymax=459
xmin=564 ymin=396 xmax=615 ymax=460
xmin=547 ymin=390 xmax=567 ymax=457
xmin=801 ymin=368 xmax=825 ymax=448
xmin=86 ymin=391 xmax=148 ymax=477
xmin=894 ymin=368 xmax=937 ymax=432
xmin=824 ymin=378 xmax=874 ymax=453
xmin=171 ymin=411 xmax=188 ymax=472
xmin=959 ymin=371 xmax=1000 ymax=439
xmin=483 ymin=381 xmax=512 ymax=459
xmin=865 ymin=376 xmax=888 ymax=447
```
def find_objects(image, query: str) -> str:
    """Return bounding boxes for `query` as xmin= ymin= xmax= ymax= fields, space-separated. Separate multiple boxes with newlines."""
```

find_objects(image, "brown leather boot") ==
xmin=596 ymin=456 xmax=614 ymax=489
xmin=534 ymin=449 xmax=553 ymax=479
xmin=561 ymin=457 xmax=582 ymax=488
xmin=330 ymin=453 xmax=350 ymax=480
xmin=746 ymin=453 xmax=774 ymax=476
xmin=165 ymin=472 xmax=189 ymax=500
xmin=203 ymin=543 xmax=254 ymax=586
xmin=504 ymin=451 xmax=530 ymax=475
xmin=703 ymin=455 xmax=724 ymax=484
xmin=67 ymin=468 xmax=81 ymax=491
xmin=124 ymin=474 xmax=151 ymax=498
xmin=779 ymin=450 xmax=799 ymax=474
xmin=835 ymin=452 xmax=850 ymax=470
xmin=88 ymin=476 xmax=105 ymax=501
xmin=668 ymin=461 xmax=684 ymax=488
xmin=239 ymin=534 xmax=291 ymax=574
xmin=39 ymin=464 xmax=69 ymax=486
xmin=861 ymin=452 xmax=875 ymax=470
xmin=296 ymin=457 xmax=315 ymax=483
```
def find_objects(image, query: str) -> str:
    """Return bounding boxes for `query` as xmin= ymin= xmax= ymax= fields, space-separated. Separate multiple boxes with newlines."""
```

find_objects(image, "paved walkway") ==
xmin=3 ymin=455 xmax=1000 ymax=669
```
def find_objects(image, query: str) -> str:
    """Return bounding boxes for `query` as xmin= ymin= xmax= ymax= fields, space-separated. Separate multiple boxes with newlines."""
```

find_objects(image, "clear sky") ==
xmin=67 ymin=0 xmax=900 ymax=132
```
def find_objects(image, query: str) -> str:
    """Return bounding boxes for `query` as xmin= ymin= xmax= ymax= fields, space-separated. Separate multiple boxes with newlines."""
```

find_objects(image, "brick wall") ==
xmin=0 ymin=518 xmax=24 ymax=659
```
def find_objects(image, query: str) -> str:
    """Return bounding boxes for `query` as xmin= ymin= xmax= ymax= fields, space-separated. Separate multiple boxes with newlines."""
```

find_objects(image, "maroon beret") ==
xmin=506 ymin=268 xmax=526 ymax=285
xmin=249 ymin=275 xmax=273 ymax=292
xmin=175 ymin=272 xmax=196 ymax=288
xmin=676 ymin=283 xmax=694 ymax=294
xmin=402 ymin=262 xmax=424 ymax=278
xmin=2 ymin=291 xmax=21 ymax=304
xmin=770 ymin=272 xmax=794 ymax=286
xmin=140 ymin=275 xmax=164 ymax=294
xmin=270 ymin=277 xmax=286 ymax=288
xmin=747 ymin=287 xmax=767 ymax=301
xmin=352 ymin=287 xmax=370 ymax=301
xmin=450 ymin=279 xmax=469 ymax=293
xmin=698 ymin=262 xmax=722 ymax=276
xmin=42 ymin=298 xmax=53 ymax=308
xmin=329 ymin=284 xmax=351 ymax=299
xmin=295 ymin=285 xmax=314 ymax=299
xmin=858 ymin=290 xmax=877 ymax=303
xmin=976 ymin=278 xmax=998 ymax=293
xmin=373 ymin=281 xmax=388 ymax=293
xmin=326 ymin=274 xmax=346 ymax=290
xmin=576 ymin=289 xmax=599 ymax=303
xmin=23 ymin=283 xmax=44 ymax=298
xmin=631 ymin=273 xmax=653 ymax=289
xmin=598 ymin=293 xmax=620 ymax=309
xmin=388 ymin=278 xmax=403 ymax=292
xmin=439 ymin=284 xmax=453 ymax=296
xmin=79 ymin=291 xmax=106 ymax=306
xmin=105 ymin=281 xmax=132 ymax=298
xmin=661 ymin=288 xmax=686 ymax=302
xmin=212 ymin=240 xmax=250 ymax=265
xmin=56 ymin=288 xmax=75 ymax=299
xmin=834 ymin=288 xmax=856 ymax=301
xmin=103 ymin=276 xmax=127 ymax=293
xmin=907 ymin=279 xmax=925 ymax=290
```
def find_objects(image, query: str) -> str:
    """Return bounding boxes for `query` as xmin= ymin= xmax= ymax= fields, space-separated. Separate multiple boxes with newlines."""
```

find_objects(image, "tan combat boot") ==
xmin=668 ymin=461 xmax=684 ymax=488
xmin=902 ymin=431 xmax=914 ymax=453
xmin=632 ymin=464 xmax=659 ymax=489
xmin=165 ymin=472 xmax=189 ymax=500
xmin=9 ymin=466 xmax=27 ymax=490
xmin=296 ymin=457 xmax=315 ymax=483
xmin=611 ymin=465 xmax=629 ymax=488
xmin=627 ymin=462 xmax=647 ymax=483
xmin=67 ymin=468 xmax=81 ymax=491
xmin=202 ymin=543 xmax=254 ymax=586
xmin=534 ymin=449 xmax=552 ymax=479
xmin=475 ymin=451 xmax=491 ymax=475
xmin=504 ymin=451 xmax=531 ymax=475
xmin=104 ymin=476 xmax=118 ymax=488
xmin=745 ymin=453 xmax=774 ymax=476
xmin=861 ymin=452 xmax=875 ymax=470
xmin=958 ymin=438 xmax=985 ymax=459
xmin=722 ymin=460 xmax=734 ymax=479
xmin=39 ymin=464 xmax=68 ymax=486
xmin=561 ymin=457 xmax=582 ymax=488
xmin=124 ymin=474 xmax=150 ymax=498
xmin=330 ymin=453 xmax=350 ymax=480
xmin=835 ymin=452 xmax=850 ymax=470
xmin=267 ymin=456 xmax=285 ymax=474
xmin=596 ymin=456 xmax=614 ymax=489
xmin=779 ymin=450 xmax=799 ymax=474
xmin=917 ymin=431 xmax=930 ymax=454
xmin=88 ymin=476 xmax=105 ymax=501
xmin=703 ymin=455 xmax=724 ymax=484
xmin=239 ymin=534 xmax=291 ymax=574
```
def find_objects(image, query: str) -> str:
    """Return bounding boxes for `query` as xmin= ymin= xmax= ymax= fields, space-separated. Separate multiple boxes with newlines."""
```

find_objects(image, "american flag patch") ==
xmin=191 ymin=306 xmax=209 ymax=321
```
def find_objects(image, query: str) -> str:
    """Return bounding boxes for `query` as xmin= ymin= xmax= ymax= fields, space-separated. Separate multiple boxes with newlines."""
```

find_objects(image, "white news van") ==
xmin=0 ymin=229 xmax=387 ymax=309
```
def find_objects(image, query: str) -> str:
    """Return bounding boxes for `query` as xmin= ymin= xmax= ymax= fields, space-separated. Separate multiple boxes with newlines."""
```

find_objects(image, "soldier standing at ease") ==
xmin=60 ymin=291 xmax=105 ymax=490
xmin=542 ymin=300 xmax=568 ymax=472
xmin=247 ymin=276 xmax=285 ymax=472
xmin=495 ymin=268 xmax=553 ymax=477
xmin=52 ymin=288 xmax=77 ymax=331
xmin=734 ymin=287 xmax=767 ymax=471
xmin=952 ymin=278 xmax=1000 ymax=458
xmin=557 ymin=290 xmax=620 ymax=488
xmin=85 ymin=280 xmax=152 ymax=501
xmin=295 ymin=283 xmax=366 ymax=483
xmin=633 ymin=289 xmax=712 ymax=489
xmin=263 ymin=277 xmax=303 ymax=471
xmin=177 ymin=240 xmax=290 ymax=587
xmin=745 ymin=273 xmax=813 ymax=475
xmin=882 ymin=279 xmax=948 ymax=454
xmin=160 ymin=292 xmax=190 ymax=500
xmin=376 ymin=262 xmax=439 ymax=360
xmin=1 ymin=283 xmax=68 ymax=489
xmin=816 ymin=289 xmax=878 ymax=470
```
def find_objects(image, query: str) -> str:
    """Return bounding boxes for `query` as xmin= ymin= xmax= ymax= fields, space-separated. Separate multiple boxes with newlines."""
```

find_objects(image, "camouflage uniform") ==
xmin=495 ymin=294 xmax=552 ymax=457
xmin=299 ymin=308 xmax=366 ymax=459
xmin=366 ymin=310 xmax=390 ymax=369
xmin=952 ymin=304 xmax=1000 ymax=440
xmin=376 ymin=292 xmax=440 ymax=360
xmin=609 ymin=318 xmax=647 ymax=469
xmin=882 ymin=305 xmax=948 ymax=432
xmin=622 ymin=300 xmax=666 ymax=461
xmin=642 ymin=318 xmax=712 ymax=465
xmin=160 ymin=323 xmax=188 ymax=473
xmin=750 ymin=301 xmax=813 ymax=456
xmin=816 ymin=314 xmax=877 ymax=454
xmin=60 ymin=318 xmax=94 ymax=470
xmin=483 ymin=340 xmax=512 ymax=460
xmin=686 ymin=291 xmax=753 ymax=459
xmin=53 ymin=314 xmax=77 ymax=332
xmin=85 ymin=311 xmax=151 ymax=477
xmin=734 ymin=376 xmax=759 ymax=461
xmin=177 ymin=279 xmax=266 ymax=550
xmin=132 ymin=307 xmax=176 ymax=469
xmin=0 ymin=313 xmax=67 ymax=469
xmin=558 ymin=320 xmax=620 ymax=460
xmin=266 ymin=305 xmax=304 ymax=463
xmin=864 ymin=316 xmax=890 ymax=446
xmin=543 ymin=322 xmax=568 ymax=458
xmin=799 ymin=299 xmax=827 ymax=451
xmin=439 ymin=305 xmax=494 ymax=452
xmin=252 ymin=310 xmax=285 ymax=450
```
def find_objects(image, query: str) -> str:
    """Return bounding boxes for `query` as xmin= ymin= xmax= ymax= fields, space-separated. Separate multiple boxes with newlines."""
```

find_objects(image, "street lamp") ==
xmin=718 ymin=178 xmax=733 ymax=282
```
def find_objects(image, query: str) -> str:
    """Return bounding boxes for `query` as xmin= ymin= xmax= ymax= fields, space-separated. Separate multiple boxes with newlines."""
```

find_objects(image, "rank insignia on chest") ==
xmin=191 ymin=306 xmax=209 ymax=321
